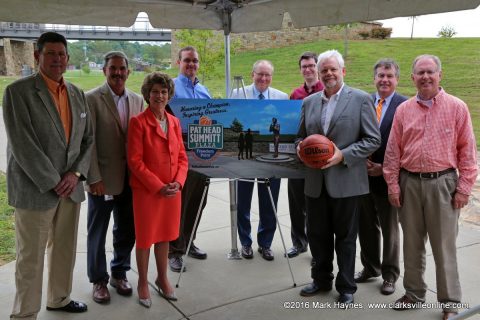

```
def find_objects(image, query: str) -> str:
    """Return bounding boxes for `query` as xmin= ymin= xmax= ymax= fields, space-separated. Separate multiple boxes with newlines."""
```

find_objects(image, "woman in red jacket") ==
xmin=127 ymin=72 xmax=188 ymax=308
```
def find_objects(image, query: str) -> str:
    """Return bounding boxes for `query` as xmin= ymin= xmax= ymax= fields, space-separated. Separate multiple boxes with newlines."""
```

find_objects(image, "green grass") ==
xmin=0 ymin=173 xmax=15 ymax=265
xmin=1 ymin=38 xmax=480 ymax=139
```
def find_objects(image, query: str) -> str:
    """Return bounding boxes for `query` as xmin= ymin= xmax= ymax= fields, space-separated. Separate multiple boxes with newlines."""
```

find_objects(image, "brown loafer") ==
xmin=109 ymin=277 xmax=132 ymax=296
xmin=392 ymin=295 xmax=420 ymax=310
xmin=380 ymin=280 xmax=395 ymax=295
xmin=92 ymin=281 xmax=110 ymax=303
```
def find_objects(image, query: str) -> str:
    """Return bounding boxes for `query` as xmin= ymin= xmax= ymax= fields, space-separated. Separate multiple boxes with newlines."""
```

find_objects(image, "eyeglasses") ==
xmin=254 ymin=72 xmax=272 ymax=78
xmin=182 ymin=58 xmax=199 ymax=64
xmin=301 ymin=64 xmax=317 ymax=70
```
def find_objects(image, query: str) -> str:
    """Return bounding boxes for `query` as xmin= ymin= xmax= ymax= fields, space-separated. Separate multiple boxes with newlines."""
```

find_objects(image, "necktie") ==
xmin=258 ymin=93 xmax=265 ymax=100
xmin=376 ymin=98 xmax=384 ymax=123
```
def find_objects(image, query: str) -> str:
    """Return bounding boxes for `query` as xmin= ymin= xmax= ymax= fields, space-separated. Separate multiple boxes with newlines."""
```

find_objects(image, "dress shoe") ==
xmin=354 ymin=269 xmax=379 ymax=283
xmin=300 ymin=282 xmax=332 ymax=296
xmin=258 ymin=246 xmax=274 ymax=261
xmin=392 ymin=295 xmax=420 ymax=310
xmin=442 ymin=311 xmax=458 ymax=320
xmin=92 ymin=281 xmax=110 ymax=303
xmin=155 ymin=280 xmax=178 ymax=301
xmin=241 ymin=245 xmax=253 ymax=259
xmin=138 ymin=298 xmax=152 ymax=308
xmin=284 ymin=246 xmax=307 ymax=258
xmin=337 ymin=293 xmax=354 ymax=308
xmin=188 ymin=243 xmax=207 ymax=259
xmin=159 ymin=288 xmax=178 ymax=301
xmin=46 ymin=300 xmax=88 ymax=313
xmin=110 ymin=277 xmax=132 ymax=296
xmin=381 ymin=280 xmax=395 ymax=295
xmin=169 ymin=256 xmax=186 ymax=272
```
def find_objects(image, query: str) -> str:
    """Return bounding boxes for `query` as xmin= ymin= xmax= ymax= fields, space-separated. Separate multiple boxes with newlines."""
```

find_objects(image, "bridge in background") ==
xmin=0 ymin=16 xmax=171 ymax=41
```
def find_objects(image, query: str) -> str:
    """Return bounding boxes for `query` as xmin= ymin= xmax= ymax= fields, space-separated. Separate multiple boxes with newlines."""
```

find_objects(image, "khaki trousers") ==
xmin=10 ymin=198 xmax=80 ymax=319
xmin=398 ymin=170 xmax=461 ymax=311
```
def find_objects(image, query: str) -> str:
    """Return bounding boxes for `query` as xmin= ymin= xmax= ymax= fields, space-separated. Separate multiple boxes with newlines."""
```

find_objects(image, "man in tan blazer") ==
xmin=85 ymin=51 xmax=144 ymax=303
xmin=3 ymin=32 xmax=93 ymax=318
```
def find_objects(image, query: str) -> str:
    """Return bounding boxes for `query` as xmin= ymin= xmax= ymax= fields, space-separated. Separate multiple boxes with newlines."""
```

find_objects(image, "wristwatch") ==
xmin=73 ymin=171 xmax=81 ymax=178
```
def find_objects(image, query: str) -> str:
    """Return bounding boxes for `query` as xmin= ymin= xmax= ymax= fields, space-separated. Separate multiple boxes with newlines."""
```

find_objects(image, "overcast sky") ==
xmin=378 ymin=6 xmax=480 ymax=38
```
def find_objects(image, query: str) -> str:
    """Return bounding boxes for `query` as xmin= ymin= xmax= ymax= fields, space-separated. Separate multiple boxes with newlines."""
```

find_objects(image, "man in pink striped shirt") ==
xmin=383 ymin=54 xmax=477 ymax=320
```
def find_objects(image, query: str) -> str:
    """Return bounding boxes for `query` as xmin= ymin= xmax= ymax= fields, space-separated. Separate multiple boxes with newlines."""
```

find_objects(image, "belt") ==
xmin=402 ymin=168 xmax=456 ymax=179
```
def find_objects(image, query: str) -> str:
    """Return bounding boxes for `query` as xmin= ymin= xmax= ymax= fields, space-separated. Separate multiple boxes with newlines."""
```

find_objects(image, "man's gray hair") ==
xmin=104 ymin=51 xmax=129 ymax=68
xmin=412 ymin=54 xmax=442 ymax=73
xmin=252 ymin=60 xmax=274 ymax=73
xmin=317 ymin=50 xmax=344 ymax=69
xmin=374 ymin=58 xmax=400 ymax=78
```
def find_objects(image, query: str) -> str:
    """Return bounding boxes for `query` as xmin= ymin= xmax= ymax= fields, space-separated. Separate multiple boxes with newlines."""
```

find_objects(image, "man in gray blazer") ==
xmin=85 ymin=51 xmax=144 ymax=303
xmin=3 ymin=32 xmax=93 ymax=318
xmin=297 ymin=50 xmax=380 ymax=306
xmin=231 ymin=60 xmax=288 ymax=261
xmin=355 ymin=58 xmax=407 ymax=295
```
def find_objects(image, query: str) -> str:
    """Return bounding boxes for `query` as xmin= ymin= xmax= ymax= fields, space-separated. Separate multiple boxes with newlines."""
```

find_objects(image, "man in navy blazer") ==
xmin=297 ymin=50 xmax=380 ymax=306
xmin=354 ymin=59 xmax=407 ymax=295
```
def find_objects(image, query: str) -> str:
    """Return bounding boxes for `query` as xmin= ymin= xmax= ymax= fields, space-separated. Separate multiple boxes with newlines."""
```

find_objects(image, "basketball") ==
xmin=299 ymin=134 xmax=334 ymax=168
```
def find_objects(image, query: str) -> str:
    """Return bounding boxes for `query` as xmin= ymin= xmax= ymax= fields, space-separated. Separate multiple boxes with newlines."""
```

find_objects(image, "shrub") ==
xmin=358 ymin=30 xmax=370 ymax=40
xmin=370 ymin=27 xmax=392 ymax=39
xmin=437 ymin=26 xmax=457 ymax=38
xmin=81 ymin=63 xmax=91 ymax=74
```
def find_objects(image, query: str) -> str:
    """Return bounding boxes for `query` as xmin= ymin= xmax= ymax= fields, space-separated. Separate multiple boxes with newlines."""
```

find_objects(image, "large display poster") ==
xmin=169 ymin=99 xmax=305 ymax=179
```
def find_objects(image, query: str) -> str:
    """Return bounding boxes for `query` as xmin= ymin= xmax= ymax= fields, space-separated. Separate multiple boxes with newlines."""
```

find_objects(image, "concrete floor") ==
xmin=0 ymin=179 xmax=479 ymax=320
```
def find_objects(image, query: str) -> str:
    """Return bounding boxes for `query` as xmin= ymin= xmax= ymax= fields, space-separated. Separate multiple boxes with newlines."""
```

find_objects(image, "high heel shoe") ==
xmin=155 ymin=280 xmax=178 ymax=301
xmin=138 ymin=298 xmax=152 ymax=308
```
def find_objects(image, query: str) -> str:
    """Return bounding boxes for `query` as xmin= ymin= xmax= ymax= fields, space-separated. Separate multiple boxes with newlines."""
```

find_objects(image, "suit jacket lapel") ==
xmin=380 ymin=93 xmax=399 ymax=134
xmin=66 ymin=82 xmax=79 ymax=145
xmin=247 ymin=85 xmax=255 ymax=99
xmin=100 ymin=83 xmax=124 ymax=132
xmin=311 ymin=94 xmax=325 ymax=135
xmin=34 ymin=74 xmax=67 ymax=147
xmin=326 ymin=85 xmax=351 ymax=136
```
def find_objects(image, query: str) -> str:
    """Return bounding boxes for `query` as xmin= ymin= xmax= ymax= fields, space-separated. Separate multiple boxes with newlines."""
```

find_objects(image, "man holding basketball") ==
xmin=383 ymin=54 xmax=477 ymax=320
xmin=296 ymin=50 xmax=380 ymax=307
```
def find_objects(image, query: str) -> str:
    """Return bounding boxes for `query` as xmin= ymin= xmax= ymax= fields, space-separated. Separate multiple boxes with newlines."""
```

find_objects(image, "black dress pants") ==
xmin=287 ymin=178 xmax=308 ymax=250
xmin=169 ymin=170 xmax=209 ymax=257
xmin=306 ymin=189 xmax=360 ymax=294
xmin=358 ymin=190 xmax=400 ymax=282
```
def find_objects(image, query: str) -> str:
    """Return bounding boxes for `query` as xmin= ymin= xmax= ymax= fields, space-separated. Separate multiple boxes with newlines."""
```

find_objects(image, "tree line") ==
xmin=67 ymin=40 xmax=171 ymax=68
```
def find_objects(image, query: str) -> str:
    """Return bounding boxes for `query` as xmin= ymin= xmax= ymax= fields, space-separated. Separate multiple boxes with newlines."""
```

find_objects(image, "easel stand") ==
xmin=176 ymin=76 xmax=296 ymax=288
xmin=175 ymin=177 xmax=297 ymax=288
xmin=176 ymin=177 xmax=210 ymax=288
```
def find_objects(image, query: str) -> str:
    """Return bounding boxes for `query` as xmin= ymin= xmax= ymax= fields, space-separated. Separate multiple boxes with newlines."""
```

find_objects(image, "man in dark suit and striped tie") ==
xmin=354 ymin=58 xmax=407 ymax=295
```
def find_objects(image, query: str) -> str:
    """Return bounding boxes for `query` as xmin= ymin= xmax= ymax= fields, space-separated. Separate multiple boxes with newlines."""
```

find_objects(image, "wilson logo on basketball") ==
xmin=304 ymin=147 xmax=330 ymax=155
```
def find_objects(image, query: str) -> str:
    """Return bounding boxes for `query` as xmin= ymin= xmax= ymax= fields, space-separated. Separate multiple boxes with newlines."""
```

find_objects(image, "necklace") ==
xmin=151 ymin=108 xmax=165 ymax=121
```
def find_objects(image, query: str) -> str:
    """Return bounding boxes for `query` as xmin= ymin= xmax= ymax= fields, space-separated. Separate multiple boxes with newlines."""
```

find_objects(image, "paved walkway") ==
xmin=0 ymin=113 xmax=479 ymax=319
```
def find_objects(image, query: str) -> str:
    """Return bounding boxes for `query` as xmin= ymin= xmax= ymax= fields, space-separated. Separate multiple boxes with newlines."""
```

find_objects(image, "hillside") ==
xmin=1 ymin=38 xmax=479 ymax=140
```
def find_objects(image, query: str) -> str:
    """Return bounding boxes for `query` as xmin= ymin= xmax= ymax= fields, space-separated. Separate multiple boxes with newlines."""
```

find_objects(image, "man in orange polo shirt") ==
xmin=3 ymin=32 xmax=93 ymax=318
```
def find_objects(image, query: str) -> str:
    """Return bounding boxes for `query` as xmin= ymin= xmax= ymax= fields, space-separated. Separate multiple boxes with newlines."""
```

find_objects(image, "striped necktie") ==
xmin=376 ymin=98 xmax=384 ymax=122
xmin=258 ymin=93 xmax=265 ymax=100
